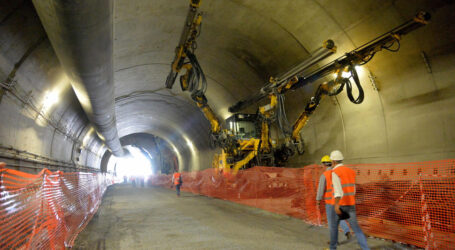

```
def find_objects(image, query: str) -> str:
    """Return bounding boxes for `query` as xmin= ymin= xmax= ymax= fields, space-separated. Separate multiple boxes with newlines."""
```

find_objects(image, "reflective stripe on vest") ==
xmin=322 ymin=170 xmax=334 ymax=205
xmin=333 ymin=166 xmax=356 ymax=206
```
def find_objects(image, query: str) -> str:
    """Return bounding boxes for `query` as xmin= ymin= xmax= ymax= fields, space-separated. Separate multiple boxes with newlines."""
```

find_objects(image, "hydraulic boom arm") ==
xmin=287 ymin=11 xmax=430 ymax=154
xmin=229 ymin=40 xmax=336 ymax=113
xmin=291 ymin=11 xmax=430 ymax=90
xmin=165 ymin=0 xmax=202 ymax=89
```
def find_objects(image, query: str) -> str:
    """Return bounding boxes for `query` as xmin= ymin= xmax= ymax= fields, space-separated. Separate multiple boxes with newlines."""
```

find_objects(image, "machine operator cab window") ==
xmin=226 ymin=114 xmax=260 ymax=140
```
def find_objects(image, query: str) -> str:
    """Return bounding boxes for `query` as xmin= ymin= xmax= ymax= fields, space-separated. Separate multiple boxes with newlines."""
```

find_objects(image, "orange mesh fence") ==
xmin=150 ymin=159 xmax=455 ymax=249
xmin=0 ymin=165 xmax=114 ymax=249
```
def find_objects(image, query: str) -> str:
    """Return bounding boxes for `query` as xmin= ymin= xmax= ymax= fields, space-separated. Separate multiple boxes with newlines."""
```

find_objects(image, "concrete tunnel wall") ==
xmin=282 ymin=1 xmax=455 ymax=165
xmin=0 ymin=2 xmax=104 ymax=172
xmin=0 ymin=0 xmax=454 ymax=174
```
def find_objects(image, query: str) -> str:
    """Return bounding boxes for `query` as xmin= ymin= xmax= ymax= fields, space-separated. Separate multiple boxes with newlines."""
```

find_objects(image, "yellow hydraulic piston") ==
xmin=196 ymin=102 xmax=221 ymax=134
xmin=260 ymin=122 xmax=271 ymax=153
xmin=232 ymin=138 xmax=260 ymax=174
xmin=291 ymin=81 xmax=335 ymax=143
xmin=258 ymin=94 xmax=277 ymax=153
xmin=213 ymin=139 xmax=260 ymax=175
xmin=194 ymin=95 xmax=221 ymax=134
xmin=259 ymin=94 xmax=277 ymax=116
xmin=291 ymin=113 xmax=310 ymax=142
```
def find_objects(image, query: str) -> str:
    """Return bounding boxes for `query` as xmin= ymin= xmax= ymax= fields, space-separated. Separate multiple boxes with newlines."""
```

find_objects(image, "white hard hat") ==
xmin=330 ymin=150 xmax=344 ymax=161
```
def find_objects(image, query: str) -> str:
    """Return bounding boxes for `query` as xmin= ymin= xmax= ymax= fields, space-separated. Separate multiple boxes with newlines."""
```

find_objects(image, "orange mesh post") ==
xmin=0 ymin=164 xmax=114 ymax=249
xmin=151 ymin=159 xmax=455 ymax=249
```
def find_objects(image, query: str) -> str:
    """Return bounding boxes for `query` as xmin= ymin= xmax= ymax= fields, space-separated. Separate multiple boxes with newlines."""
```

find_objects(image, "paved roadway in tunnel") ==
xmin=74 ymin=184 xmax=407 ymax=250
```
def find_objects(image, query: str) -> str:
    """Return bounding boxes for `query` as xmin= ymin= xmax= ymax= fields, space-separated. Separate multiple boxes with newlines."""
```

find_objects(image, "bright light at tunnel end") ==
xmin=108 ymin=145 xmax=153 ymax=180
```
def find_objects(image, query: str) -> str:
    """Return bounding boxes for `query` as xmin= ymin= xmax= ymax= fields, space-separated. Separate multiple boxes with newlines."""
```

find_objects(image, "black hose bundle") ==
xmin=334 ymin=65 xmax=364 ymax=104
xmin=185 ymin=50 xmax=208 ymax=100
xmin=276 ymin=92 xmax=292 ymax=137
xmin=345 ymin=65 xmax=364 ymax=104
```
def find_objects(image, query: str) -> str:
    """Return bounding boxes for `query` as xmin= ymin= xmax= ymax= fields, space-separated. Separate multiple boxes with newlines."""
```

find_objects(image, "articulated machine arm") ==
xmin=228 ymin=40 xmax=337 ymax=162
xmin=165 ymin=0 xmax=202 ymax=89
xmin=229 ymin=40 xmax=337 ymax=113
xmin=164 ymin=0 xmax=221 ymax=137
xmin=291 ymin=11 xmax=431 ymax=90
xmin=287 ymin=11 xmax=431 ymax=155
xmin=192 ymin=94 xmax=221 ymax=135
xmin=230 ymin=11 xmax=430 ymax=161
xmin=164 ymin=0 xmax=257 ymax=174
xmin=290 ymin=80 xmax=342 ymax=154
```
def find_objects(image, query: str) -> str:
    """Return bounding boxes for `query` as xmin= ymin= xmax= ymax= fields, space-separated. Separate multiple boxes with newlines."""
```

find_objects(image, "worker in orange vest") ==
xmin=171 ymin=171 xmax=183 ymax=197
xmin=327 ymin=150 xmax=369 ymax=250
xmin=316 ymin=155 xmax=351 ymax=245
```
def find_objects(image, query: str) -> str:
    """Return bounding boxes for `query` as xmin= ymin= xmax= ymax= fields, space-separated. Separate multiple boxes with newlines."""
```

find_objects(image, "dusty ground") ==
xmin=73 ymin=184 xmax=413 ymax=250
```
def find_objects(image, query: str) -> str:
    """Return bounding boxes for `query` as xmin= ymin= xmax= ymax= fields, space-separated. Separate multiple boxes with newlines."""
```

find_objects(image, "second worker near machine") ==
xmin=316 ymin=155 xmax=351 ymax=245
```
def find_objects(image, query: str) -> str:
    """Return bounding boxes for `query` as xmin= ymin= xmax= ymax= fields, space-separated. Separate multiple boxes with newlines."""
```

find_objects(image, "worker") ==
xmin=327 ymin=150 xmax=369 ymax=250
xmin=171 ymin=171 xmax=183 ymax=197
xmin=316 ymin=155 xmax=351 ymax=245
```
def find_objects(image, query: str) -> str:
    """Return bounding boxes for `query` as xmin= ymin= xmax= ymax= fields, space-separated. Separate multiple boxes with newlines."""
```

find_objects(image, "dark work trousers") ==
xmin=176 ymin=184 xmax=181 ymax=196
xmin=329 ymin=205 xmax=369 ymax=250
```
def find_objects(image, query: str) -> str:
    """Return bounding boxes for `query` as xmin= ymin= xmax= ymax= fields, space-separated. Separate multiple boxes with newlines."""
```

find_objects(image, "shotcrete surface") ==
xmin=74 ymin=184 xmax=410 ymax=250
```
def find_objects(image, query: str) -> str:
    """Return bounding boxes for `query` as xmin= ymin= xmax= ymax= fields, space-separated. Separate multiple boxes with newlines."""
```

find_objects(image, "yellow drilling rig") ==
xmin=164 ymin=0 xmax=430 ymax=174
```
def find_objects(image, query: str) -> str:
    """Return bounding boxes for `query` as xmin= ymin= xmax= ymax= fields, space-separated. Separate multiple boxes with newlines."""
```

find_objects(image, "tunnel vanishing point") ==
xmin=0 ymin=0 xmax=454 ymax=249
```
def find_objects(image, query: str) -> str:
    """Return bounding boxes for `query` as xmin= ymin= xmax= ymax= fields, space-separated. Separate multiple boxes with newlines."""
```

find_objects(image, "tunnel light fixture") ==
xmin=36 ymin=89 xmax=60 ymax=126
xmin=341 ymin=71 xmax=352 ymax=79
xmin=332 ymin=66 xmax=363 ymax=80
xmin=332 ymin=70 xmax=351 ymax=79
xmin=39 ymin=90 xmax=59 ymax=123
xmin=42 ymin=90 xmax=59 ymax=110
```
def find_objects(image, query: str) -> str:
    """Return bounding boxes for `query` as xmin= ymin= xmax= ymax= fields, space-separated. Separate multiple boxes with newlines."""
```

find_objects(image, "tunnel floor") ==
xmin=73 ymin=184 xmax=408 ymax=250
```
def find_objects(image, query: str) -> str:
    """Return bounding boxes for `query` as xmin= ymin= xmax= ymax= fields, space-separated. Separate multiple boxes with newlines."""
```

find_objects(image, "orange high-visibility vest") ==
xmin=332 ymin=166 xmax=356 ymax=206
xmin=173 ymin=173 xmax=181 ymax=185
xmin=323 ymin=170 xmax=334 ymax=205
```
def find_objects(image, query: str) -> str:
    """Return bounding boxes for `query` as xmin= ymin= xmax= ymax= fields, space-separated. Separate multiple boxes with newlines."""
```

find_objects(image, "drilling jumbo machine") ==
xmin=164 ymin=0 xmax=430 ymax=174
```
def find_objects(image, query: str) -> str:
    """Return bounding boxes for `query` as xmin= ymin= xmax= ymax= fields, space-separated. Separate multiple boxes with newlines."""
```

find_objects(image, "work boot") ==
xmin=345 ymin=232 xmax=352 ymax=240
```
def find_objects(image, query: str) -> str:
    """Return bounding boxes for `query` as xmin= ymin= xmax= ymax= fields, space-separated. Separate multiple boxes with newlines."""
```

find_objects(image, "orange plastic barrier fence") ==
xmin=150 ymin=159 xmax=455 ymax=249
xmin=0 ymin=165 xmax=114 ymax=249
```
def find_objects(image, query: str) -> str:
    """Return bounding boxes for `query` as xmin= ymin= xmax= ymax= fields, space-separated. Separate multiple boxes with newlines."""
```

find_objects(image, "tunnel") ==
xmin=0 ymin=0 xmax=454 ymax=249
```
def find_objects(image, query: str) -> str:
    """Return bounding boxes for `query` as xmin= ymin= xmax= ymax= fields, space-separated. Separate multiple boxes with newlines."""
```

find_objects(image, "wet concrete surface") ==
xmin=73 ymin=184 xmax=412 ymax=250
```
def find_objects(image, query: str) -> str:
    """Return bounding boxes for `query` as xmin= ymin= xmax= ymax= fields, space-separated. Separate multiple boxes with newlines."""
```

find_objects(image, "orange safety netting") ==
xmin=150 ymin=159 xmax=455 ymax=249
xmin=0 ymin=165 xmax=114 ymax=249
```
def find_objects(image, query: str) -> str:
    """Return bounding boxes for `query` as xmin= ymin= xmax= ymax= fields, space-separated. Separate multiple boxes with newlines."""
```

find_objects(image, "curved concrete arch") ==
xmin=1 ymin=0 xmax=454 ymax=174
xmin=115 ymin=93 xmax=215 ymax=171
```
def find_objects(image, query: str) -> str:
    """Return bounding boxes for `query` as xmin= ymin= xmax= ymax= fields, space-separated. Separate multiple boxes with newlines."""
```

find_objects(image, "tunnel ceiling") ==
xmin=111 ymin=0 xmax=455 ymax=166
xmin=1 ymin=0 xmax=454 ymax=172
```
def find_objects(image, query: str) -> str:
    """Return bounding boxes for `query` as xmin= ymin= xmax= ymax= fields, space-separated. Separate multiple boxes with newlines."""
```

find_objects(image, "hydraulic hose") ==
xmin=185 ymin=50 xmax=208 ymax=99
xmin=345 ymin=66 xmax=364 ymax=104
